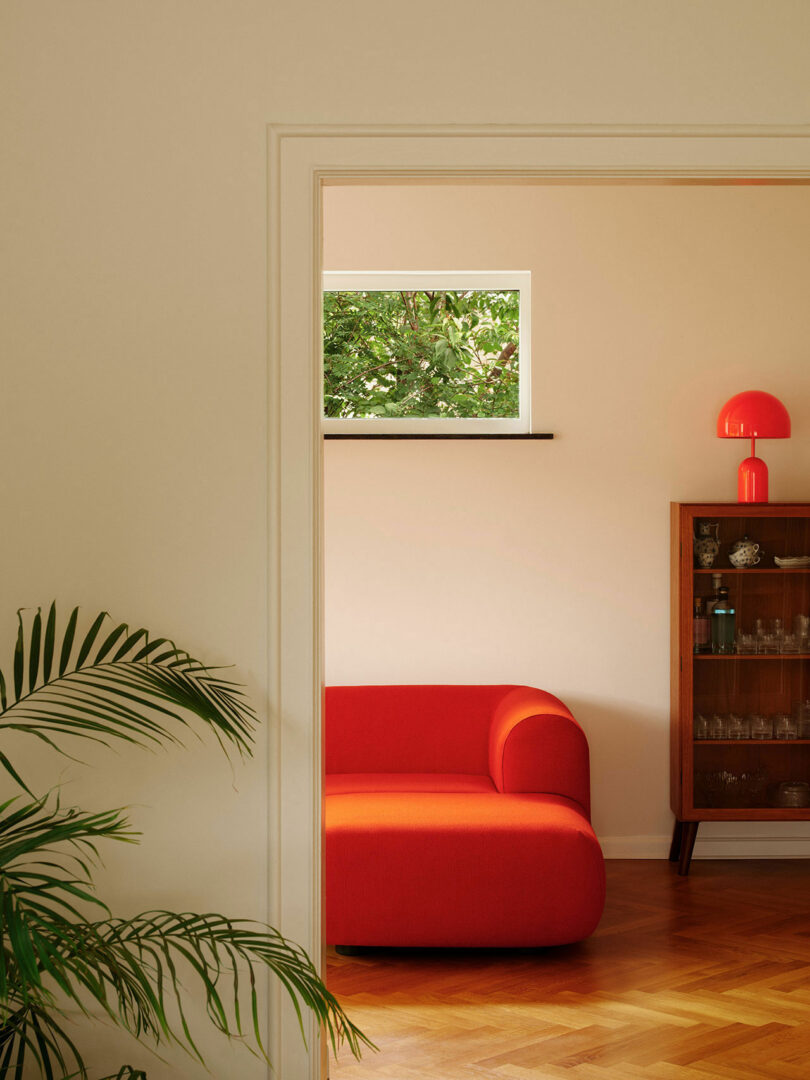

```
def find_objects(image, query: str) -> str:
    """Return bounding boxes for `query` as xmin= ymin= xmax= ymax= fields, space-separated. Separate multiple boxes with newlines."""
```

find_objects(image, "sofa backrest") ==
xmin=325 ymin=684 xmax=517 ymax=775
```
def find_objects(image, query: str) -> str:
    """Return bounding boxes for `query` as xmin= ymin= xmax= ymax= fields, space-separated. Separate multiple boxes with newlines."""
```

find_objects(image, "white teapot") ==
xmin=729 ymin=535 xmax=761 ymax=568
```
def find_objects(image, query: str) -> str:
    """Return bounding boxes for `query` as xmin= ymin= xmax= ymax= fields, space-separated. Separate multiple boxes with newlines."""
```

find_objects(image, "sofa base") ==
xmin=326 ymin=789 xmax=605 ymax=949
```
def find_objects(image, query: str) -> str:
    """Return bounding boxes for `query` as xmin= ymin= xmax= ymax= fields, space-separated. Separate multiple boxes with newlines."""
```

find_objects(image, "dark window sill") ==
xmin=323 ymin=433 xmax=554 ymax=441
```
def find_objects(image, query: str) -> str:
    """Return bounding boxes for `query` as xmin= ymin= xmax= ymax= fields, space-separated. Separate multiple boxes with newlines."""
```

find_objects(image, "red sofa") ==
xmin=325 ymin=685 xmax=605 ymax=948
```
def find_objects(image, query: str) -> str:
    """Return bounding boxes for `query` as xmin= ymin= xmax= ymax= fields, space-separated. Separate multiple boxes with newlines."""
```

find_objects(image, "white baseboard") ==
xmin=599 ymin=835 xmax=672 ymax=859
xmin=599 ymin=833 xmax=810 ymax=859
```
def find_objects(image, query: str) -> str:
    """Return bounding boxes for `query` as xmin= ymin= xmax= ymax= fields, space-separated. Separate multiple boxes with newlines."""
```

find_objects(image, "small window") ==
xmin=322 ymin=271 xmax=531 ymax=434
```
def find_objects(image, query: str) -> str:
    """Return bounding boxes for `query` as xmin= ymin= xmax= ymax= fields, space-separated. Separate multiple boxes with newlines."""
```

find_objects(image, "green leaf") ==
xmin=42 ymin=603 xmax=56 ymax=683
xmin=0 ymin=751 xmax=34 ymax=796
xmin=59 ymin=607 xmax=79 ymax=678
xmin=112 ymin=629 xmax=149 ymax=662
xmin=14 ymin=611 xmax=25 ymax=701
xmin=29 ymin=608 xmax=42 ymax=694
xmin=75 ymin=611 xmax=108 ymax=670
xmin=94 ymin=623 xmax=128 ymax=664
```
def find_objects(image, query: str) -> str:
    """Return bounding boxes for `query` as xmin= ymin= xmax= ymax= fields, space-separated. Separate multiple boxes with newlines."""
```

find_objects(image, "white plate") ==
xmin=775 ymin=556 xmax=810 ymax=567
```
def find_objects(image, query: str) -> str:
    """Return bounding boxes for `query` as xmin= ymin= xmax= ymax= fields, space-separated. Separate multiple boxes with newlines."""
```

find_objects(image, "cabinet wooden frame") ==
xmin=670 ymin=502 xmax=810 ymax=874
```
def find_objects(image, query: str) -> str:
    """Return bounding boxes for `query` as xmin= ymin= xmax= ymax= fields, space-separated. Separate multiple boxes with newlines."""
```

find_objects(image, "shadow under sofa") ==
xmin=325 ymin=684 xmax=606 ymax=948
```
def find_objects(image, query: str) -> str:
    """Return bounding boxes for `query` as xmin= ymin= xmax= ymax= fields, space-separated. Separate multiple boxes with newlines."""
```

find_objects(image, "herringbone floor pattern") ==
xmin=327 ymin=860 xmax=810 ymax=1078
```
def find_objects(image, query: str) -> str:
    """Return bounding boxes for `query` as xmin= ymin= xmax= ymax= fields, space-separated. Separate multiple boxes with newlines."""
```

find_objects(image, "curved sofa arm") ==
xmin=488 ymin=686 xmax=591 ymax=818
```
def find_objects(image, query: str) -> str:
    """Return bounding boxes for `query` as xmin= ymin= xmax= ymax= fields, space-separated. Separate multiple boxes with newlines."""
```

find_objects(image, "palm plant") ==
xmin=0 ymin=604 xmax=370 ymax=1078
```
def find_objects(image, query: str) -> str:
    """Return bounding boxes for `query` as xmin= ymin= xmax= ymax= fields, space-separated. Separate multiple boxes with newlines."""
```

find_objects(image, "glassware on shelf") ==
xmin=794 ymin=613 xmax=810 ymax=649
xmin=773 ymin=713 xmax=798 ymax=740
xmin=795 ymin=700 xmax=810 ymax=740
xmin=758 ymin=632 xmax=780 ymax=655
xmin=726 ymin=714 xmax=750 ymax=740
xmin=780 ymin=632 xmax=801 ymax=654
xmin=696 ymin=768 xmax=767 ymax=808
xmin=708 ymin=714 xmax=727 ymax=739
xmin=775 ymin=781 xmax=810 ymax=808
xmin=736 ymin=631 xmax=757 ymax=654
xmin=772 ymin=617 xmax=785 ymax=649
xmin=694 ymin=714 xmax=710 ymax=739
xmin=749 ymin=714 xmax=772 ymax=740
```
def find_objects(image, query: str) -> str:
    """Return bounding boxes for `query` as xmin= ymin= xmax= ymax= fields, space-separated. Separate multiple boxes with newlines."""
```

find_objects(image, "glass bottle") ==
xmin=693 ymin=597 xmax=710 ymax=653
xmin=705 ymin=573 xmax=723 ymax=618
xmin=711 ymin=586 xmax=736 ymax=654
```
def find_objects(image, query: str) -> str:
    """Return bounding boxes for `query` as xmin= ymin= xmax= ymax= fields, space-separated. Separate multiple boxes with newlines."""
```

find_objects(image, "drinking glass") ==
xmin=795 ymin=700 xmax=810 ymax=740
xmin=773 ymin=713 xmax=798 ymax=740
xmin=694 ymin=714 xmax=710 ymax=739
xmin=749 ymin=714 xmax=772 ymax=740
xmin=708 ymin=714 xmax=727 ymax=739
xmin=736 ymin=632 xmax=757 ymax=654
xmin=758 ymin=632 xmax=779 ymax=655
xmin=780 ymin=632 xmax=801 ymax=654
xmin=726 ymin=714 xmax=750 ymax=740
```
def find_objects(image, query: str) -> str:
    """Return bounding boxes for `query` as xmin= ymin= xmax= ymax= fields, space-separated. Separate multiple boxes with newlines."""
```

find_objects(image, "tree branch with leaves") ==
xmin=323 ymin=288 xmax=520 ymax=419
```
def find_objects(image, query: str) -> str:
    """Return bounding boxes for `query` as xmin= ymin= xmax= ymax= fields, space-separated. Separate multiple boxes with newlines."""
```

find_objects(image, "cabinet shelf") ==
xmin=693 ymin=739 xmax=810 ymax=746
xmin=694 ymin=567 xmax=810 ymax=574
xmin=693 ymin=653 xmax=810 ymax=661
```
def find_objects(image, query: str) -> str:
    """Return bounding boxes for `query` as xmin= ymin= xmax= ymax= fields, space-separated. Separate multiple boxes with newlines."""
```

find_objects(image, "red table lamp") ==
xmin=717 ymin=390 xmax=791 ymax=503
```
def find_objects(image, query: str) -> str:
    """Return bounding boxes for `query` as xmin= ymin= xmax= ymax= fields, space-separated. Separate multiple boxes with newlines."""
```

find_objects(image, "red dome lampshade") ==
xmin=717 ymin=390 xmax=791 ymax=503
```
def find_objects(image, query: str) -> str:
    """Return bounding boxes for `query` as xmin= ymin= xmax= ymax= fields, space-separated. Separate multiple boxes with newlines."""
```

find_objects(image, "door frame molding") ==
xmin=266 ymin=122 xmax=810 ymax=1079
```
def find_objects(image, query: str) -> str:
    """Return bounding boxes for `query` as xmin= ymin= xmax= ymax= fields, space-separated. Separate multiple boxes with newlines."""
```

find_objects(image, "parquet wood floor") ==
xmin=327 ymin=860 xmax=810 ymax=1079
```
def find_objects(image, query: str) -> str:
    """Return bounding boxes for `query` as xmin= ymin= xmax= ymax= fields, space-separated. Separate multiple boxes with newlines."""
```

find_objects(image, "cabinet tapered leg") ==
xmin=669 ymin=819 xmax=684 ymax=862
xmin=677 ymin=821 xmax=699 ymax=876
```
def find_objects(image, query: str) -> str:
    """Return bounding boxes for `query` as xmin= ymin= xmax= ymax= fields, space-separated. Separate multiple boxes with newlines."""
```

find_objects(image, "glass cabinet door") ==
xmin=687 ymin=510 xmax=810 ymax=814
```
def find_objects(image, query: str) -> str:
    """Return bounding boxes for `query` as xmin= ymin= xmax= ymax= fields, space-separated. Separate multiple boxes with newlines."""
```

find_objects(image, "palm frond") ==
xmin=0 ymin=1000 xmax=87 ymax=1080
xmin=89 ymin=911 xmax=375 ymax=1061
xmin=3 ymin=900 xmax=374 ymax=1069
xmin=0 ymin=604 xmax=373 ymax=1074
xmin=0 ymin=606 xmax=256 ymax=787
xmin=0 ymin=795 xmax=135 ymax=1006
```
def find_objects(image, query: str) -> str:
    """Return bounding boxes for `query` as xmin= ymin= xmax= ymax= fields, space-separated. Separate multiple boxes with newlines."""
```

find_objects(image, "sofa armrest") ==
xmin=488 ymin=687 xmax=591 ymax=817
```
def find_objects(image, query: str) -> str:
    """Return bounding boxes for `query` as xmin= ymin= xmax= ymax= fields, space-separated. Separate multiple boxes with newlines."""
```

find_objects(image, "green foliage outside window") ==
xmin=323 ymin=290 xmax=520 ymax=419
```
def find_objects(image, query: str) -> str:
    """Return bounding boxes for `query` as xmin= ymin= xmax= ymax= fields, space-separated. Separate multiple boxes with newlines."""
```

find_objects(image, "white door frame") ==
xmin=266 ymin=123 xmax=810 ymax=1079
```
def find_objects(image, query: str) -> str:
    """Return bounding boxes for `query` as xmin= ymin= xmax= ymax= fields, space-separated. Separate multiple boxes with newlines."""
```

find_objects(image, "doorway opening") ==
xmin=268 ymin=124 xmax=810 ymax=1078
xmin=319 ymin=176 xmax=810 ymax=1075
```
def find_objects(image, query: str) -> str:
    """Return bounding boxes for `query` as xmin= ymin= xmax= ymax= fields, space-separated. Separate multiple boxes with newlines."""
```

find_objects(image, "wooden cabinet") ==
xmin=670 ymin=503 xmax=810 ymax=874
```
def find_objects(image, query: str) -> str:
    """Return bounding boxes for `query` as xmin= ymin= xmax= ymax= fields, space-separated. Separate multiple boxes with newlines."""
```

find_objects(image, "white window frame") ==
xmin=321 ymin=270 xmax=531 ymax=433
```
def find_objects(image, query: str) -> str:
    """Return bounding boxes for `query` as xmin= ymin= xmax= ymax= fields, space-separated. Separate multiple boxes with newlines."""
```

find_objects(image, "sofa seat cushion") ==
xmin=325 ymin=792 xmax=605 ymax=948
xmin=325 ymin=772 xmax=496 ymax=796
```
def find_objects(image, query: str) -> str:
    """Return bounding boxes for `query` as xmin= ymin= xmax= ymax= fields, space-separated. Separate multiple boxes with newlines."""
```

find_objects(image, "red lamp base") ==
xmin=738 ymin=455 xmax=769 ymax=503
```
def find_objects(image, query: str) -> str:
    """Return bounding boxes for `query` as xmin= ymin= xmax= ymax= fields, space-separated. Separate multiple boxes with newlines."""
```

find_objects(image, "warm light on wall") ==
xmin=716 ymin=390 xmax=791 ymax=503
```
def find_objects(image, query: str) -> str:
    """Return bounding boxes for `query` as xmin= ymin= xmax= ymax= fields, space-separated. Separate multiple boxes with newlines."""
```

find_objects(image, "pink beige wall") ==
xmin=323 ymin=182 xmax=810 ymax=850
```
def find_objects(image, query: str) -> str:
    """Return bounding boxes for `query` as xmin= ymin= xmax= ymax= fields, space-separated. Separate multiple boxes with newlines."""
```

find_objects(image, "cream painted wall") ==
xmin=3 ymin=0 xmax=810 ymax=1074
xmin=1 ymin=2 xmax=273 ymax=1076
xmin=323 ymin=182 xmax=810 ymax=849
